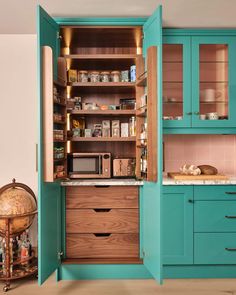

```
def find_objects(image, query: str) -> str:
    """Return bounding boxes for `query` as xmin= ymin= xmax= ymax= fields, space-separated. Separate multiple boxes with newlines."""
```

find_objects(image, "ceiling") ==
xmin=1 ymin=0 xmax=236 ymax=34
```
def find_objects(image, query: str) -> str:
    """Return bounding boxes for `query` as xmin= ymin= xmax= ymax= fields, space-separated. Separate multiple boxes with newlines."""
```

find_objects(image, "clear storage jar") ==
xmin=78 ymin=70 xmax=88 ymax=83
xmin=100 ymin=71 xmax=110 ymax=82
xmin=111 ymin=71 xmax=120 ymax=82
xmin=90 ymin=71 xmax=100 ymax=83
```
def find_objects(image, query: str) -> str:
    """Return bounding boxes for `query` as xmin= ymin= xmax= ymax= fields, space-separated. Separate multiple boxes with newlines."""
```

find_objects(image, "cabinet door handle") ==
xmin=225 ymin=192 xmax=236 ymax=195
xmin=225 ymin=215 xmax=236 ymax=219
xmin=93 ymin=209 xmax=111 ymax=213
xmin=188 ymin=199 xmax=194 ymax=203
xmin=194 ymin=112 xmax=200 ymax=115
xmin=93 ymin=233 xmax=111 ymax=237
xmin=186 ymin=112 xmax=192 ymax=115
xmin=94 ymin=185 xmax=110 ymax=188
xmin=225 ymin=248 xmax=236 ymax=251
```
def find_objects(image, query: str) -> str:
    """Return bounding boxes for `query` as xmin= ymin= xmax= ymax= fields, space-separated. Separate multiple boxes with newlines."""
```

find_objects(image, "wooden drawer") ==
xmin=66 ymin=209 xmax=139 ymax=233
xmin=194 ymin=233 xmax=236 ymax=264
xmin=194 ymin=201 xmax=236 ymax=232
xmin=66 ymin=233 xmax=139 ymax=258
xmin=66 ymin=186 xmax=139 ymax=209
xmin=194 ymin=186 xmax=236 ymax=201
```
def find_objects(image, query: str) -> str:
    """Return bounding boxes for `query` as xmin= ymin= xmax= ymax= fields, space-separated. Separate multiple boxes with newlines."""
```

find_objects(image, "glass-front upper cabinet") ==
xmin=163 ymin=36 xmax=191 ymax=128
xmin=192 ymin=36 xmax=236 ymax=127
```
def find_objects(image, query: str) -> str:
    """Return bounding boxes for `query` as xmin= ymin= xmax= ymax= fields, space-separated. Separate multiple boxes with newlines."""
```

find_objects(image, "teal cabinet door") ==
xmin=192 ymin=36 xmax=236 ymax=128
xmin=163 ymin=36 xmax=191 ymax=128
xmin=142 ymin=5 xmax=163 ymax=283
xmin=37 ymin=5 xmax=62 ymax=285
xmin=163 ymin=186 xmax=193 ymax=265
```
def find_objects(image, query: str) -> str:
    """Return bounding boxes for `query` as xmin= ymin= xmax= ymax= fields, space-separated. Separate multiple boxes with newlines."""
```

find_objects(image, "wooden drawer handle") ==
xmin=93 ymin=233 xmax=111 ymax=237
xmin=225 ymin=248 xmax=236 ymax=251
xmin=94 ymin=185 xmax=110 ymax=188
xmin=93 ymin=209 xmax=111 ymax=213
xmin=225 ymin=215 xmax=236 ymax=219
xmin=225 ymin=192 xmax=236 ymax=195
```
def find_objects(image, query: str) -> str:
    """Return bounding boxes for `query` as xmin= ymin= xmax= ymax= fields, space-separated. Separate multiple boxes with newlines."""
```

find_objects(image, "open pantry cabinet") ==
xmin=37 ymin=5 xmax=163 ymax=285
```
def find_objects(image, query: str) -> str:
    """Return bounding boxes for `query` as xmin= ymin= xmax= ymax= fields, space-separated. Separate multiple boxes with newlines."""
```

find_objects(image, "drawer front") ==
xmin=66 ymin=233 xmax=139 ymax=258
xmin=66 ymin=209 xmax=139 ymax=233
xmin=194 ymin=233 xmax=236 ymax=264
xmin=66 ymin=186 xmax=139 ymax=209
xmin=194 ymin=186 xmax=236 ymax=201
xmin=194 ymin=201 xmax=236 ymax=232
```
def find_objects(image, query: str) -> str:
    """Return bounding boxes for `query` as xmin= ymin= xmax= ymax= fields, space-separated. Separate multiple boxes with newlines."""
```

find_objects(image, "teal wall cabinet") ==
xmin=163 ymin=186 xmax=193 ymax=265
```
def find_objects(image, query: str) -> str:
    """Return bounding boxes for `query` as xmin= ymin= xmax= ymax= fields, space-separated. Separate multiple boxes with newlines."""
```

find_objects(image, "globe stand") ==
xmin=0 ymin=179 xmax=38 ymax=292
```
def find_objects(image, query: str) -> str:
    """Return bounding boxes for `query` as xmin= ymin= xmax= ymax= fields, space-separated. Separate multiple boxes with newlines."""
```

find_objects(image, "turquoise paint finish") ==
xmin=163 ymin=265 xmax=236 ymax=278
xmin=163 ymin=36 xmax=192 ymax=128
xmin=142 ymin=5 xmax=163 ymax=284
xmin=191 ymin=36 xmax=236 ymax=128
xmin=37 ymin=5 xmax=62 ymax=285
xmin=194 ymin=233 xmax=236 ymax=264
xmin=163 ymin=127 xmax=236 ymax=134
xmin=194 ymin=185 xmax=236 ymax=201
xmin=163 ymin=29 xmax=236 ymax=36
xmin=163 ymin=186 xmax=193 ymax=265
xmin=55 ymin=17 xmax=147 ymax=26
xmin=59 ymin=264 xmax=152 ymax=280
xmin=194 ymin=201 xmax=236 ymax=232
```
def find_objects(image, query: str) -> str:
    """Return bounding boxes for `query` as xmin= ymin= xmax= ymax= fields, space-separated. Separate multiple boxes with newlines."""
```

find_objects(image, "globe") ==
xmin=0 ymin=181 xmax=37 ymax=235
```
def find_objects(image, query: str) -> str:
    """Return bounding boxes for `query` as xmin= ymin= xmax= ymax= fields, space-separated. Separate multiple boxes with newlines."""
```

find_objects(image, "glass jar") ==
xmin=111 ymin=71 xmax=120 ymax=83
xmin=100 ymin=71 xmax=110 ymax=82
xmin=90 ymin=71 xmax=100 ymax=83
xmin=78 ymin=70 xmax=88 ymax=83
xmin=129 ymin=116 xmax=136 ymax=136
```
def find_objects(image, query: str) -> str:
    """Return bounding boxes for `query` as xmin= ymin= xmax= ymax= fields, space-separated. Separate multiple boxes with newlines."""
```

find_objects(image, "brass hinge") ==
xmin=58 ymin=251 xmax=64 ymax=260
xmin=57 ymin=32 xmax=62 ymax=40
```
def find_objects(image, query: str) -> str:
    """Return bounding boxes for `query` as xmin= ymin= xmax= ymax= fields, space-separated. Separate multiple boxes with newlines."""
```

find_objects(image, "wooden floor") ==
xmin=3 ymin=275 xmax=236 ymax=295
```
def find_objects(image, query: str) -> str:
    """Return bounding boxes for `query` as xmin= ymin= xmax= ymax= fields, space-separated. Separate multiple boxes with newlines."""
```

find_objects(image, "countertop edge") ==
xmin=61 ymin=179 xmax=144 ymax=186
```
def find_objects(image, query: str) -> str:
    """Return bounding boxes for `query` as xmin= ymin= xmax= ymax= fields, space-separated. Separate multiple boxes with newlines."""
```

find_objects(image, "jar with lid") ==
xmin=129 ymin=116 xmax=136 ymax=136
xmin=90 ymin=71 xmax=100 ymax=83
xmin=140 ymin=123 xmax=147 ymax=145
xmin=100 ymin=71 xmax=110 ymax=82
xmin=111 ymin=71 xmax=120 ymax=83
xmin=78 ymin=70 xmax=88 ymax=83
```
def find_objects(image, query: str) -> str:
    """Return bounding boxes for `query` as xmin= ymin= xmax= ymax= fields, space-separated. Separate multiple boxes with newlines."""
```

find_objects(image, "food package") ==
xmin=68 ymin=69 xmax=77 ymax=83
xmin=198 ymin=165 xmax=218 ymax=175
xmin=180 ymin=164 xmax=201 ymax=176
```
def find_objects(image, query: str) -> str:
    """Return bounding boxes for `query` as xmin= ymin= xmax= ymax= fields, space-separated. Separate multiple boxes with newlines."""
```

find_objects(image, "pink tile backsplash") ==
xmin=164 ymin=135 xmax=236 ymax=175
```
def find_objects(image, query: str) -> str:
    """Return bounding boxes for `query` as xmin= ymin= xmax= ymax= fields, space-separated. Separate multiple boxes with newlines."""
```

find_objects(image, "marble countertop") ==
xmin=61 ymin=179 xmax=144 ymax=186
xmin=162 ymin=175 xmax=236 ymax=185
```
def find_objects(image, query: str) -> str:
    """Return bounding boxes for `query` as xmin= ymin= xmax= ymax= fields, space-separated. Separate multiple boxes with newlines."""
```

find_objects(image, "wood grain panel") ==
xmin=66 ymin=186 xmax=139 ymax=209
xmin=66 ymin=209 xmax=139 ymax=233
xmin=66 ymin=233 xmax=139 ymax=258
xmin=62 ymin=258 xmax=143 ymax=264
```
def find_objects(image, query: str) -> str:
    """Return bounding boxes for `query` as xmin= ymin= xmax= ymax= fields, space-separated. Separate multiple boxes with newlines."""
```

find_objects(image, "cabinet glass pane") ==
xmin=199 ymin=44 xmax=229 ymax=121
xmin=163 ymin=44 xmax=183 ymax=120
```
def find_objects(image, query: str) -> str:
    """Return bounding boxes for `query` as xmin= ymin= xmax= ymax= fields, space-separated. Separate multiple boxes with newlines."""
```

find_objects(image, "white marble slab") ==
xmin=61 ymin=179 xmax=144 ymax=186
xmin=162 ymin=175 xmax=236 ymax=185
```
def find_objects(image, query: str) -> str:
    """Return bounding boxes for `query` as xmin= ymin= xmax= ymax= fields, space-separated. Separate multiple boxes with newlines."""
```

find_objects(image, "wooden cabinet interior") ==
xmin=43 ymin=26 xmax=158 ymax=181
xmin=136 ymin=46 xmax=158 ymax=181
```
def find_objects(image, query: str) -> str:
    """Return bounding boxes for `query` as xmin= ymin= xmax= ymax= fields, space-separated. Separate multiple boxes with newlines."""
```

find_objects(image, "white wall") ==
xmin=0 ymin=35 xmax=37 ymax=245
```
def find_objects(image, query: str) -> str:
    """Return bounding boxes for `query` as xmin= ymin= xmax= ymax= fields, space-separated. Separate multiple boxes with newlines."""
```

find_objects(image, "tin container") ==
xmin=121 ymin=70 xmax=129 ymax=82
xmin=130 ymin=65 xmax=136 ymax=82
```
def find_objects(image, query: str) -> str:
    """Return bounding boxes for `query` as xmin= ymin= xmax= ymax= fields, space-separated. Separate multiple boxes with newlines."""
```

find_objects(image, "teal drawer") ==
xmin=194 ymin=201 xmax=236 ymax=232
xmin=194 ymin=186 xmax=236 ymax=201
xmin=194 ymin=233 xmax=236 ymax=264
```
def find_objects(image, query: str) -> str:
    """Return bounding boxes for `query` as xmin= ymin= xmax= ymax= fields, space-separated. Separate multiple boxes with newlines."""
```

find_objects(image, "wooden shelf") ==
xmin=68 ymin=82 xmax=135 ymax=87
xmin=70 ymin=110 xmax=136 ymax=116
xmin=69 ymin=137 xmax=136 ymax=142
xmin=64 ymin=54 xmax=139 ymax=60
xmin=54 ymin=158 xmax=66 ymax=162
xmin=54 ymin=139 xmax=67 ymax=143
xmin=62 ymin=258 xmax=143 ymax=265
xmin=53 ymin=120 xmax=67 ymax=124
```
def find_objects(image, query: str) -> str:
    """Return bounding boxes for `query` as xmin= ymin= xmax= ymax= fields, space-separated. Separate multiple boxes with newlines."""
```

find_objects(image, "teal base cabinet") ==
xmin=163 ymin=186 xmax=193 ymax=265
xmin=163 ymin=185 xmax=236 ymax=278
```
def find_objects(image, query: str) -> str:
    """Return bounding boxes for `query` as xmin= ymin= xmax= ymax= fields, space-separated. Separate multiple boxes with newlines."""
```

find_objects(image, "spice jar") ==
xmin=111 ymin=71 xmax=120 ymax=82
xmin=100 ymin=71 xmax=110 ymax=82
xmin=90 ymin=71 xmax=100 ymax=83
xmin=78 ymin=70 xmax=88 ymax=83
xmin=129 ymin=116 xmax=136 ymax=136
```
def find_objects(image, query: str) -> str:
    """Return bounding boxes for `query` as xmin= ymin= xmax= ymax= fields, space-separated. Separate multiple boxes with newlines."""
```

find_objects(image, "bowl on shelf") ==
xmin=206 ymin=112 xmax=219 ymax=120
